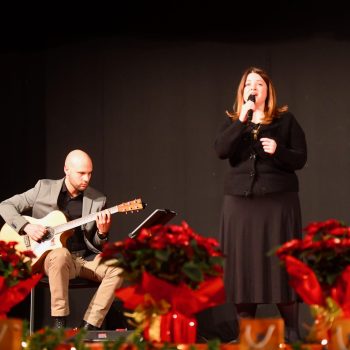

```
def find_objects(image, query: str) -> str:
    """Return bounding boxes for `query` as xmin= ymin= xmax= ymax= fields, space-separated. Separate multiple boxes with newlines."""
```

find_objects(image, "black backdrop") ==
xmin=1 ymin=2 xmax=350 ymax=339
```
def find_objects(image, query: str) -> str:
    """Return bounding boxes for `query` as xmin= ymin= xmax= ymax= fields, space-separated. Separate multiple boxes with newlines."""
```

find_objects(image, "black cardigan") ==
xmin=214 ymin=112 xmax=307 ymax=196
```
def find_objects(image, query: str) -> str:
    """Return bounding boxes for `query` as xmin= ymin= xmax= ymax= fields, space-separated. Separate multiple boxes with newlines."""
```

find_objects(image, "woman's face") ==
xmin=243 ymin=72 xmax=268 ymax=107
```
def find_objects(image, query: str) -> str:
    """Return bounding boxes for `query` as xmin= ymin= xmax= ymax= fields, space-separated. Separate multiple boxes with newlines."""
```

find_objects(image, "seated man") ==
xmin=0 ymin=149 xmax=123 ymax=330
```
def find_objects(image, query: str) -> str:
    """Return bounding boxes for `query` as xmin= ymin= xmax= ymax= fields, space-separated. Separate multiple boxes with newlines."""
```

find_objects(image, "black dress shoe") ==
xmin=285 ymin=327 xmax=302 ymax=344
xmin=81 ymin=320 xmax=100 ymax=331
xmin=54 ymin=316 xmax=67 ymax=329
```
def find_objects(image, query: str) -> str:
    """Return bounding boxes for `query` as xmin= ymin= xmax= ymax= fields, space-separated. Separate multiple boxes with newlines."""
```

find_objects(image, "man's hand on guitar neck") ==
xmin=23 ymin=223 xmax=48 ymax=242
xmin=96 ymin=209 xmax=111 ymax=237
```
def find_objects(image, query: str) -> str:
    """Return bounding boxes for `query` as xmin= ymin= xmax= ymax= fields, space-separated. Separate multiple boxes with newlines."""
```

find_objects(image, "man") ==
xmin=0 ymin=149 xmax=123 ymax=330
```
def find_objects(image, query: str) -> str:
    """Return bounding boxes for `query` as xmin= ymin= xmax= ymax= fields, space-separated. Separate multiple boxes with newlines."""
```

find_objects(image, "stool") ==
xmin=29 ymin=276 xmax=100 ymax=334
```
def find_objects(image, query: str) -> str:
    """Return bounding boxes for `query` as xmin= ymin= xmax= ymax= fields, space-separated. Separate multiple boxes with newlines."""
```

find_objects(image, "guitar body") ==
xmin=0 ymin=211 xmax=74 ymax=273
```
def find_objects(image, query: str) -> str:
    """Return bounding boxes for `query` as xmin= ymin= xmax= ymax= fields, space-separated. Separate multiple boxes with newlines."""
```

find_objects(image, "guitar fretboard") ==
xmin=53 ymin=206 xmax=120 ymax=234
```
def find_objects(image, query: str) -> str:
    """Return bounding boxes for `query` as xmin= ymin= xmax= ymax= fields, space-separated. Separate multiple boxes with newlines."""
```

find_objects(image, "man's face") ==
xmin=65 ymin=158 xmax=93 ymax=193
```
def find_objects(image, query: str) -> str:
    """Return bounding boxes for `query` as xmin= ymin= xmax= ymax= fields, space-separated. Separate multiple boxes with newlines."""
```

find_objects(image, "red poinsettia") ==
xmin=274 ymin=219 xmax=350 ymax=342
xmin=101 ymin=221 xmax=224 ymax=290
xmin=100 ymin=221 xmax=225 ymax=343
xmin=277 ymin=219 xmax=350 ymax=286
xmin=0 ymin=240 xmax=42 ymax=318
xmin=276 ymin=219 xmax=350 ymax=315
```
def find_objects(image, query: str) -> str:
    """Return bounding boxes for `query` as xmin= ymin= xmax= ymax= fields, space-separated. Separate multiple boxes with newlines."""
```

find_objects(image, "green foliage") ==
xmin=25 ymin=327 xmax=65 ymax=350
xmin=25 ymin=327 xmax=88 ymax=350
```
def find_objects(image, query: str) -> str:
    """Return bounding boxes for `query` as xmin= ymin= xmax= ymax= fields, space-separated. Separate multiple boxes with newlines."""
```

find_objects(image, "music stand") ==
xmin=128 ymin=209 xmax=177 ymax=238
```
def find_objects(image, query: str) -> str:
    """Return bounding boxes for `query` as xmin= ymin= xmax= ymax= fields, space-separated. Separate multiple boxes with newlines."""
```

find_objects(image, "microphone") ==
xmin=247 ymin=94 xmax=255 ymax=122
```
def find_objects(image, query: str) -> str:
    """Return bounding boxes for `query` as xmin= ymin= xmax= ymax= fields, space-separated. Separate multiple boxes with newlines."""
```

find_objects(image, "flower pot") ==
xmin=239 ymin=318 xmax=284 ymax=350
xmin=328 ymin=317 xmax=350 ymax=350
xmin=0 ymin=318 xmax=22 ymax=350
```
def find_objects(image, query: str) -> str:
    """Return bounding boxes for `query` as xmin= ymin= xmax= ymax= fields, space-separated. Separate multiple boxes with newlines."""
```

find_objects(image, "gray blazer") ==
xmin=0 ymin=178 xmax=108 ymax=253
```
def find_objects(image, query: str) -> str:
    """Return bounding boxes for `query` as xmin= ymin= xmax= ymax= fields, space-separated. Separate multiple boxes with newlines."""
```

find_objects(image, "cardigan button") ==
xmin=249 ymin=153 xmax=256 ymax=160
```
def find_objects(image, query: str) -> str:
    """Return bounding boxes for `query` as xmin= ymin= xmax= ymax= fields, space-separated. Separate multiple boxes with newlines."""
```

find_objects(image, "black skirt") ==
xmin=219 ymin=192 xmax=302 ymax=304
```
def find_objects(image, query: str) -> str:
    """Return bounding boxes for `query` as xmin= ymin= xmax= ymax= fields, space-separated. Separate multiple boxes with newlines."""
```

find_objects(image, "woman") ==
xmin=214 ymin=67 xmax=307 ymax=342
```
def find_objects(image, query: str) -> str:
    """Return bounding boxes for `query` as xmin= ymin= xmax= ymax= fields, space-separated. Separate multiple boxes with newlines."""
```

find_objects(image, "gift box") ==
xmin=0 ymin=318 xmax=22 ymax=350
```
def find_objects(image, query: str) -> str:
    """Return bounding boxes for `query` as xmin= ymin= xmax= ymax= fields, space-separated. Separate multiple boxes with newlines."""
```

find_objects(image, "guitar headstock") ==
xmin=117 ymin=198 xmax=144 ymax=213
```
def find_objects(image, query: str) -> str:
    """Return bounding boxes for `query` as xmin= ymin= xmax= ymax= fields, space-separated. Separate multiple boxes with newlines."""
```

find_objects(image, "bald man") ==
xmin=0 ymin=149 xmax=123 ymax=330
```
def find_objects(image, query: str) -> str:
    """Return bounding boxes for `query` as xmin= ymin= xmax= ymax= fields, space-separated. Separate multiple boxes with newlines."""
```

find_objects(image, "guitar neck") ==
xmin=54 ymin=206 xmax=119 ymax=234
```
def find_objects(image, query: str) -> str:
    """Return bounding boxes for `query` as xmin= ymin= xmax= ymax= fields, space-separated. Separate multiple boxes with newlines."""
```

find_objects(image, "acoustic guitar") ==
xmin=0 ymin=198 xmax=144 ymax=272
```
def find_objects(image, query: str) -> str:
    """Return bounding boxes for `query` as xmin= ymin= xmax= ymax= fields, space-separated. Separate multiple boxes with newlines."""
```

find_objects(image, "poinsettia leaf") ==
xmin=182 ymin=261 xmax=203 ymax=282
xmin=326 ymin=273 xmax=337 ymax=286
xmin=155 ymin=249 xmax=169 ymax=261
xmin=209 ymin=256 xmax=224 ymax=266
